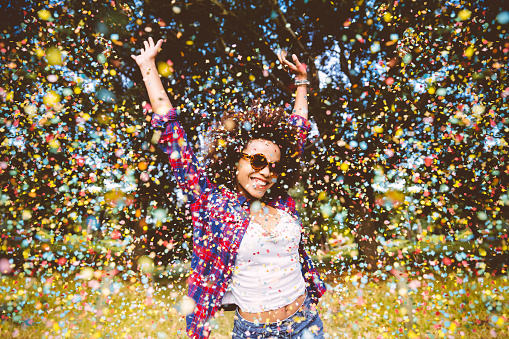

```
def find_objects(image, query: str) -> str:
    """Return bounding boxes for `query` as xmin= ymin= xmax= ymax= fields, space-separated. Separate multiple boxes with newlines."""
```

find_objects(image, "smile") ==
xmin=251 ymin=177 xmax=269 ymax=189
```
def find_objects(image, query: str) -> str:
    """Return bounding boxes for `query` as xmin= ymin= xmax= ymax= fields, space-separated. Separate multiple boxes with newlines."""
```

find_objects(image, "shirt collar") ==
xmin=237 ymin=195 xmax=249 ymax=206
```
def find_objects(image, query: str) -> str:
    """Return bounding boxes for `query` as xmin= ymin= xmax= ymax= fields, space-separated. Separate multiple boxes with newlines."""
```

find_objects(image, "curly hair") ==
xmin=203 ymin=102 xmax=303 ymax=198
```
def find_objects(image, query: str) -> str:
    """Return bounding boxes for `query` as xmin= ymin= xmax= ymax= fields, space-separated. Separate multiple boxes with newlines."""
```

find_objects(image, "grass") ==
xmin=1 ymin=268 xmax=508 ymax=339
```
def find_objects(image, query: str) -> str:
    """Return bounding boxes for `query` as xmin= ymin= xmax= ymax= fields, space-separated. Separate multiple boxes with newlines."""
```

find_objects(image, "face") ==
xmin=236 ymin=139 xmax=281 ymax=200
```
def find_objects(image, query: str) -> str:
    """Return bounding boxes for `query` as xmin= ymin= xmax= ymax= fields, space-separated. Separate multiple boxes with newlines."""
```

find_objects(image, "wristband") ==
xmin=295 ymin=79 xmax=310 ymax=86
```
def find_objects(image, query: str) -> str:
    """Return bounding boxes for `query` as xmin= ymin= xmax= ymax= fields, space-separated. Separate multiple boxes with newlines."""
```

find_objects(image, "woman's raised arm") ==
xmin=132 ymin=37 xmax=173 ymax=115
xmin=133 ymin=38 xmax=213 ymax=203
xmin=278 ymin=51 xmax=309 ymax=120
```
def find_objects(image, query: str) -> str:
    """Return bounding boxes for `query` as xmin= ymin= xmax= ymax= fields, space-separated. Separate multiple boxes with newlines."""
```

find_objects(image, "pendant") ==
xmin=261 ymin=229 xmax=279 ymax=243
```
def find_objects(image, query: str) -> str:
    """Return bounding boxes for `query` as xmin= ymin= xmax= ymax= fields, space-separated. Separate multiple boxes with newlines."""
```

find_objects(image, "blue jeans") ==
xmin=231 ymin=293 xmax=325 ymax=339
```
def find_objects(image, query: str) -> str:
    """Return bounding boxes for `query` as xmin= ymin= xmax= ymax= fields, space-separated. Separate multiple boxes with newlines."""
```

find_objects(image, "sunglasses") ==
xmin=241 ymin=153 xmax=284 ymax=177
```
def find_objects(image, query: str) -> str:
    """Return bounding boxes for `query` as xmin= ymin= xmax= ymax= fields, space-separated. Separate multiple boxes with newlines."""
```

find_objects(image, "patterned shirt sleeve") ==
xmin=287 ymin=114 xmax=311 ymax=156
xmin=151 ymin=108 xmax=214 ymax=203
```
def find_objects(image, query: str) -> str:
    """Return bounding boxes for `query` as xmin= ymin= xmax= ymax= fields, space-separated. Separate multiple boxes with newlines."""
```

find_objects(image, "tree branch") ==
xmin=339 ymin=48 xmax=356 ymax=85
xmin=268 ymin=0 xmax=308 ymax=57
xmin=216 ymin=36 xmax=290 ymax=95
xmin=207 ymin=1 xmax=293 ymax=94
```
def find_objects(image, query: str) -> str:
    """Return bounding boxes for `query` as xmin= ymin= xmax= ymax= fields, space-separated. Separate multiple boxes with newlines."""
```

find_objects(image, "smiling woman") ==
xmin=133 ymin=37 xmax=326 ymax=339
xmin=203 ymin=104 xmax=302 ymax=200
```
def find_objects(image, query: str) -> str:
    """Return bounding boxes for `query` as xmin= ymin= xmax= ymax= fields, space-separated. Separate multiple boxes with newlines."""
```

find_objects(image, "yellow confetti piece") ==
xmin=157 ymin=61 xmax=173 ymax=77
xmin=38 ymin=9 xmax=51 ymax=21
xmin=36 ymin=48 xmax=45 ymax=58
xmin=318 ymin=191 xmax=327 ymax=201
xmin=408 ymin=330 xmax=419 ymax=338
xmin=46 ymin=47 xmax=62 ymax=65
xmin=458 ymin=9 xmax=471 ymax=21
xmin=464 ymin=46 xmax=475 ymax=58
xmin=449 ymin=322 xmax=456 ymax=332
xmin=43 ymin=91 xmax=61 ymax=106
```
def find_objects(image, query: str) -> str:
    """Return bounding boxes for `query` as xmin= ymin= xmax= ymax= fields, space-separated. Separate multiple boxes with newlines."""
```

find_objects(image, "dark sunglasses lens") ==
xmin=250 ymin=154 xmax=268 ymax=170
xmin=270 ymin=162 xmax=284 ymax=175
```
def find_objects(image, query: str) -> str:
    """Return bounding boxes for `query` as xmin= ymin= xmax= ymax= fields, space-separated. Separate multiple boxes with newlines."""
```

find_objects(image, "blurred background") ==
xmin=1 ymin=0 xmax=508 ymax=338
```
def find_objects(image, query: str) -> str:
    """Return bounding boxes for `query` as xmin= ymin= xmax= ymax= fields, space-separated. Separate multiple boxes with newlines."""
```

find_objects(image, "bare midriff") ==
xmin=238 ymin=293 xmax=306 ymax=323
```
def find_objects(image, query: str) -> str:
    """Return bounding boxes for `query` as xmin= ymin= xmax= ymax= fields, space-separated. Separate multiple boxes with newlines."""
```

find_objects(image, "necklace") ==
xmin=251 ymin=206 xmax=281 ymax=243
xmin=259 ymin=228 xmax=279 ymax=243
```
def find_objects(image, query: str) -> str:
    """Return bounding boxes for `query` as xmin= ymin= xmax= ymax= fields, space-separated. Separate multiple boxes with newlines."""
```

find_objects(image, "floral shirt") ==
xmin=152 ymin=108 xmax=326 ymax=339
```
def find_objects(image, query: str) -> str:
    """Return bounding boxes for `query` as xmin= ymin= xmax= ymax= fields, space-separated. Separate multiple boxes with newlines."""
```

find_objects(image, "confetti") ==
xmin=1 ymin=0 xmax=507 ymax=338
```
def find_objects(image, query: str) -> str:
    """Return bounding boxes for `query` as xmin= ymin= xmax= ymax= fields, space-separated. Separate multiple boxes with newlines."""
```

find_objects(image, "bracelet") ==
xmin=295 ymin=79 xmax=310 ymax=86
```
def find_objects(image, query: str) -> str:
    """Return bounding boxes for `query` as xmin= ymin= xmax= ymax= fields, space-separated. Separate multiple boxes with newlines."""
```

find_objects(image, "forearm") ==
xmin=292 ymin=84 xmax=308 ymax=120
xmin=139 ymin=61 xmax=173 ymax=115
xmin=279 ymin=51 xmax=309 ymax=121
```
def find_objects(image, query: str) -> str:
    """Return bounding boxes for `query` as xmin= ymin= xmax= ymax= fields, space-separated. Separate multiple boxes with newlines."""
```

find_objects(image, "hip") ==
xmin=238 ymin=292 xmax=306 ymax=323
xmin=232 ymin=292 xmax=325 ymax=338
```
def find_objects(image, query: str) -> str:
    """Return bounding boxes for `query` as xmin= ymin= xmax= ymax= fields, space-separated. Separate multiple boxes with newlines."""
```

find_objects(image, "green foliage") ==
xmin=0 ymin=0 xmax=507 ymax=273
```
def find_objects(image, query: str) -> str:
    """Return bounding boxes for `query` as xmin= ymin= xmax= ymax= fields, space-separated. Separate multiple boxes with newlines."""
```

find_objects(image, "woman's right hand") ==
xmin=131 ymin=37 xmax=163 ymax=68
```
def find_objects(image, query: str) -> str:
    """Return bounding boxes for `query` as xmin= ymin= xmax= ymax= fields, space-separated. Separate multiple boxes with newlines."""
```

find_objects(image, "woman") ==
xmin=132 ymin=37 xmax=326 ymax=339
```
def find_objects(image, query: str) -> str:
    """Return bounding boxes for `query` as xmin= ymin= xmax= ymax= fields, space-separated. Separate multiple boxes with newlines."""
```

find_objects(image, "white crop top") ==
xmin=221 ymin=208 xmax=306 ymax=313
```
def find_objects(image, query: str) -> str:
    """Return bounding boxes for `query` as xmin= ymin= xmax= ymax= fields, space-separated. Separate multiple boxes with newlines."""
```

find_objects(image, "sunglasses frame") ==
xmin=241 ymin=153 xmax=283 ymax=177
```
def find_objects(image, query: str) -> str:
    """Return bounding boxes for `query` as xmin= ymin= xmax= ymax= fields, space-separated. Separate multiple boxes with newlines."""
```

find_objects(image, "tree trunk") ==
xmin=132 ymin=195 xmax=151 ymax=270
xmin=353 ymin=212 xmax=379 ymax=271
xmin=468 ymin=208 xmax=483 ymax=242
xmin=352 ymin=168 xmax=383 ymax=271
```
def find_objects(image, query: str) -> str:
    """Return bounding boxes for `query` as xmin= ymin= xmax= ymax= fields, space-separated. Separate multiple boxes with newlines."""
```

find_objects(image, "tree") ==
xmin=2 ymin=0 xmax=507 ymax=275
xmin=386 ymin=3 xmax=508 ymax=244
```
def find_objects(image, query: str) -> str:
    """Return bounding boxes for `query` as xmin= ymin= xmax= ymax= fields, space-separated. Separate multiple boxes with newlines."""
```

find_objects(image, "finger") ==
xmin=140 ymin=48 xmax=145 ymax=54
xmin=292 ymin=54 xmax=301 ymax=67
xmin=284 ymin=57 xmax=295 ymax=66
xmin=148 ymin=37 xmax=154 ymax=48
xmin=155 ymin=39 xmax=163 ymax=50
xmin=283 ymin=57 xmax=296 ymax=69
xmin=279 ymin=54 xmax=290 ymax=67
xmin=143 ymin=40 xmax=149 ymax=50
xmin=280 ymin=51 xmax=288 ymax=64
xmin=131 ymin=55 xmax=136 ymax=60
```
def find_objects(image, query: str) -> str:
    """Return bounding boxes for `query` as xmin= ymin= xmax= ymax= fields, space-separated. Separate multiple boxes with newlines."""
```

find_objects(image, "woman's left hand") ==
xmin=278 ymin=50 xmax=307 ymax=80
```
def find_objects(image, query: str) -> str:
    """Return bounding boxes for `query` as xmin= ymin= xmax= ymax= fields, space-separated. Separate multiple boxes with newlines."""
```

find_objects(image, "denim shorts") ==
xmin=231 ymin=293 xmax=325 ymax=339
